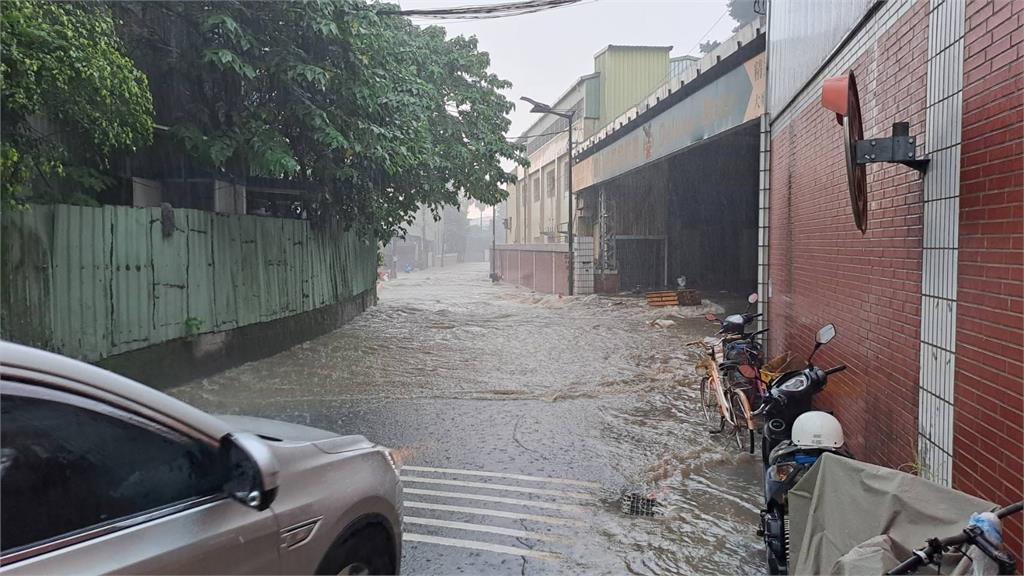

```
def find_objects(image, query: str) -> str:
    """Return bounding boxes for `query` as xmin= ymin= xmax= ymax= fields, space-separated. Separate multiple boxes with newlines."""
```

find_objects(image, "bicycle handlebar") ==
xmin=887 ymin=501 xmax=1024 ymax=575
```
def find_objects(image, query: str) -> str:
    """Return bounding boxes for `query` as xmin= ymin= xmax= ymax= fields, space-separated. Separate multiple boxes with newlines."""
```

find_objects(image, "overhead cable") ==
xmin=381 ymin=0 xmax=587 ymax=19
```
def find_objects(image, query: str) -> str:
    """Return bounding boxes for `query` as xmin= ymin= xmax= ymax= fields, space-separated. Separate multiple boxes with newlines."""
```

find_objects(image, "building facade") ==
xmin=763 ymin=0 xmax=1022 ymax=553
xmin=505 ymin=45 xmax=673 ymax=248
xmin=500 ymin=25 xmax=768 ymax=295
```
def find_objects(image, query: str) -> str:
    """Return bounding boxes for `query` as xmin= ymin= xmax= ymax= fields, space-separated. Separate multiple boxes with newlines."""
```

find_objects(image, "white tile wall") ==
xmin=574 ymin=236 xmax=594 ymax=295
xmin=757 ymin=113 xmax=771 ymax=333
xmin=917 ymin=0 xmax=965 ymax=487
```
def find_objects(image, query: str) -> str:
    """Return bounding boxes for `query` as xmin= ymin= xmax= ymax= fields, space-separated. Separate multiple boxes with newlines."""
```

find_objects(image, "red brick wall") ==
xmin=954 ymin=0 xmax=1023 ymax=556
xmin=768 ymin=0 xmax=929 ymax=470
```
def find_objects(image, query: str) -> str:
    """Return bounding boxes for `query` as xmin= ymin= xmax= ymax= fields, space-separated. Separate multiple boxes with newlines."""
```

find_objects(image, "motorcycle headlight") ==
xmin=768 ymin=462 xmax=798 ymax=482
xmin=777 ymin=374 xmax=809 ymax=392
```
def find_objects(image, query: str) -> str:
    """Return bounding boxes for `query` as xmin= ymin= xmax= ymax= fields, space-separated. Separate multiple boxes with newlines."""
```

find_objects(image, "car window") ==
xmin=0 ymin=387 xmax=226 ymax=553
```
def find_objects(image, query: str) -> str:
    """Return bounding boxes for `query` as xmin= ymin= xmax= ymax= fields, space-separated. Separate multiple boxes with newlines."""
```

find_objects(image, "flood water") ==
xmin=173 ymin=262 xmax=764 ymax=575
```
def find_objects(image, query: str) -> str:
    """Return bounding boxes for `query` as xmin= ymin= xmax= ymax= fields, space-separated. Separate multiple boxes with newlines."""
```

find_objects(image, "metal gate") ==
xmin=614 ymin=236 xmax=667 ymax=291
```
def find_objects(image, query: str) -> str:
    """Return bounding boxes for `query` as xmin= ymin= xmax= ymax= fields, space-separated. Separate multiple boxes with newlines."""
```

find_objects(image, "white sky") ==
xmin=400 ymin=0 xmax=737 ymax=138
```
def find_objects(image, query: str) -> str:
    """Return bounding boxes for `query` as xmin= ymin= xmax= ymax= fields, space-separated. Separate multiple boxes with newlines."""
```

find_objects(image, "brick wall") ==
xmin=768 ymin=0 xmax=929 ymax=470
xmin=954 ymin=0 xmax=1023 ymax=556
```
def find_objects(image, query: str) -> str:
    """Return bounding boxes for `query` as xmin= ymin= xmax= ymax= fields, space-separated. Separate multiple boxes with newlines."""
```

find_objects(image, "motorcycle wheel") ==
xmin=699 ymin=376 xmax=712 ymax=422
xmin=765 ymin=509 xmax=788 ymax=575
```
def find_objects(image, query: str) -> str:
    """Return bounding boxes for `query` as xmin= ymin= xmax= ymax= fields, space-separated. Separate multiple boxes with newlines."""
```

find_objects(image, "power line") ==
xmin=505 ymin=128 xmax=569 ymax=141
xmin=685 ymin=9 xmax=730 ymax=55
xmin=382 ymin=0 xmax=587 ymax=19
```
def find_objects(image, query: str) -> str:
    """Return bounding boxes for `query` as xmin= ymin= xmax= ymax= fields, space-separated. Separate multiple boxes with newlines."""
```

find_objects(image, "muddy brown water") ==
xmin=173 ymin=262 xmax=764 ymax=575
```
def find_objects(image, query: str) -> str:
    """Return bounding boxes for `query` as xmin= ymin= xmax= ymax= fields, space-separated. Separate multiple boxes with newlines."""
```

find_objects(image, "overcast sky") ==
xmin=401 ymin=0 xmax=739 ymax=138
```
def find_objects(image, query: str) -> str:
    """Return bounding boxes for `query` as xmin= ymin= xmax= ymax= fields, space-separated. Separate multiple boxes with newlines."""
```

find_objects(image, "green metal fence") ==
xmin=1 ymin=204 xmax=377 ymax=362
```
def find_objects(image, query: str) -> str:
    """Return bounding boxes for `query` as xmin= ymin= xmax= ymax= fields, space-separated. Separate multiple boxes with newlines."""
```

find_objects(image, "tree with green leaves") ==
xmin=114 ymin=1 xmax=526 ymax=240
xmin=728 ymin=0 xmax=759 ymax=32
xmin=1 ymin=0 xmax=154 ymax=206
xmin=699 ymin=40 xmax=721 ymax=54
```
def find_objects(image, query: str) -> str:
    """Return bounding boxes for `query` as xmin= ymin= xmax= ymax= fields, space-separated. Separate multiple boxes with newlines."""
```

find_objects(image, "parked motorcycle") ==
xmin=752 ymin=323 xmax=849 ymax=575
xmin=703 ymin=292 xmax=762 ymax=339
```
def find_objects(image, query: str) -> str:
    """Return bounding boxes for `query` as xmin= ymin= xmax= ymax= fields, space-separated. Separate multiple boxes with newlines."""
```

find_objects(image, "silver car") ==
xmin=0 ymin=342 xmax=402 ymax=574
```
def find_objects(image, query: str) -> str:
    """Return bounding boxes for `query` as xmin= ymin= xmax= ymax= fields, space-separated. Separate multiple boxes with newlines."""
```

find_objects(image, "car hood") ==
xmin=215 ymin=414 xmax=376 ymax=454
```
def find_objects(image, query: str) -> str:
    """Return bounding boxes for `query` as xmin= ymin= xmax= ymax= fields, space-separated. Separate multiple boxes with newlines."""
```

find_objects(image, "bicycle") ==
xmin=687 ymin=336 xmax=745 ymax=450
xmin=718 ymin=328 xmax=769 ymax=454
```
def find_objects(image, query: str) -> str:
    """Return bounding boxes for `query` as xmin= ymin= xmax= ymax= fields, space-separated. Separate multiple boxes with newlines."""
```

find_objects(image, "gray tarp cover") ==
xmin=789 ymin=452 xmax=995 ymax=575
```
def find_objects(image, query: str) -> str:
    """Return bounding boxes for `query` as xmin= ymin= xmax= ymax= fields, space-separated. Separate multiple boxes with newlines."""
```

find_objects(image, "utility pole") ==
xmin=566 ymin=113 xmax=574 ymax=296
xmin=490 ymin=205 xmax=496 ymax=277
xmin=521 ymin=96 xmax=575 ymax=295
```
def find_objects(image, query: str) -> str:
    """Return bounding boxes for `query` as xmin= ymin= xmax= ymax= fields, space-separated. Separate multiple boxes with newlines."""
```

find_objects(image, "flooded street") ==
xmin=172 ymin=262 xmax=764 ymax=575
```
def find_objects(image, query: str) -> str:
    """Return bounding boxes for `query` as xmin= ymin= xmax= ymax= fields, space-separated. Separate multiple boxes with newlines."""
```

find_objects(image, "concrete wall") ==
xmin=494 ymin=244 xmax=570 ymax=295
xmin=1 ymin=204 xmax=377 ymax=365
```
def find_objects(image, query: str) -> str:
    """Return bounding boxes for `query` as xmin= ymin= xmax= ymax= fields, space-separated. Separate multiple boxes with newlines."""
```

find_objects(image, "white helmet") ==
xmin=791 ymin=411 xmax=845 ymax=449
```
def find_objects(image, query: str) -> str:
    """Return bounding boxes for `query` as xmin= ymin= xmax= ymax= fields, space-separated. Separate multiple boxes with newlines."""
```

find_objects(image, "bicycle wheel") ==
xmin=729 ymin=391 xmax=753 ymax=452
xmin=699 ymin=376 xmax=713 ymax=422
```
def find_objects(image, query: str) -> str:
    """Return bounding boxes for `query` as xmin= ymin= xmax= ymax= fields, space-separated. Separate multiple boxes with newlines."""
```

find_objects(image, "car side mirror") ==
xmin=220 ymin=432 xmax=279 ymax=511
xmin=747 ymin=292 xmax=759 ymax=305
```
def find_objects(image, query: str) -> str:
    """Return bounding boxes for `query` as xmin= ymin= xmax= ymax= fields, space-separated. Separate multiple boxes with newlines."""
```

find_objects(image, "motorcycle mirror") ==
xmin=747 ymin=292 xmax=759 ymax=305
xmin=808 ymin=324 xmax=837 ymax=364
xmin=704 ymin=313 xmax=718 ymax=323
xmin=815 ymin=324 xmax=836 ymax=345
xmin=738 ymin=364 xmax=759 ymax=379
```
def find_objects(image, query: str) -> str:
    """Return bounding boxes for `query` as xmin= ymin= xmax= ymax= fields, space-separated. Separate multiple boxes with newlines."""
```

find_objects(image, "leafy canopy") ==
xmin=0 ymin=0 xmax=154 ymax=206
xmin=115 ymin=1 xmax=526 ymax=239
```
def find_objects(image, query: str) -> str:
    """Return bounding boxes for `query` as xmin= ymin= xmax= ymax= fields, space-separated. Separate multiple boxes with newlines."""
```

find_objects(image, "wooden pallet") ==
xmin=676 ymin=288 xmax=701 ymax=306
xmin=645 ymin=290 xmax=679 ymax=307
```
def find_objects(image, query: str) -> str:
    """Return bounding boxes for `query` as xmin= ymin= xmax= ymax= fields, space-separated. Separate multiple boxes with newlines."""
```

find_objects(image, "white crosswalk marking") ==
xmin=401 ymin=465 xmax=599 ymax=562
xmin=404 ymin=488 xmax=587 ymax=512
xmin=404 ymin=501 xmax=584 ymax=527
xmin=401 ymin=475 xmax=597 ymax=500
xmin=404 ymin=534 xmax=561 ymax=561
xmin=403 ymin=516 xmax=567 ymax=542
xmin=402 ymin=465 xmax=601 ymax=488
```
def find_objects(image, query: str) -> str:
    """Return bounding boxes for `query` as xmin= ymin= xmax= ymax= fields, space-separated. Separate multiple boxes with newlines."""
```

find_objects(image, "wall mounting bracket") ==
xmin=854 ymin=122 xmax=930 ymax=173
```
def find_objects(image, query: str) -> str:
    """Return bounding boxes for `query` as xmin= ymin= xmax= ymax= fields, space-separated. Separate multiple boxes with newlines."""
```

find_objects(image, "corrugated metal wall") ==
xmin=1 ymin=204 xmax=377 ymax=362
xmin=767 ymin=0 xmax=877 ymax=116
xmin=596 ymin=48 xmax=671 ymax=128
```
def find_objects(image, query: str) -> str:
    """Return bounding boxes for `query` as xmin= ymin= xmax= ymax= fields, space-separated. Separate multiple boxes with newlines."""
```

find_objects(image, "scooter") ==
xmin=752 ymin=323 xmax=850 ymax=575
xmin=704 ymin=292 xmax=763 ymax=339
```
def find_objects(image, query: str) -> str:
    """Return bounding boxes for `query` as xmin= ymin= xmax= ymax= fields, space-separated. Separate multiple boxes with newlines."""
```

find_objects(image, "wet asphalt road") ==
xmin=172 ymin=262 xmax=764 ymax=575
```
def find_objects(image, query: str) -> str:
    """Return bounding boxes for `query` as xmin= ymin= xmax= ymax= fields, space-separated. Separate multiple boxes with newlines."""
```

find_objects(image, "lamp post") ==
xmin=521 ymin=96 xmax=575 ymax=296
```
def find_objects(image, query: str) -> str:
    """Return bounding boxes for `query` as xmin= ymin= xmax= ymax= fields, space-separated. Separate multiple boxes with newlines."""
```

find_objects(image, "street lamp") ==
xmin=521 ymin=96 xmax=575 ymax=296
